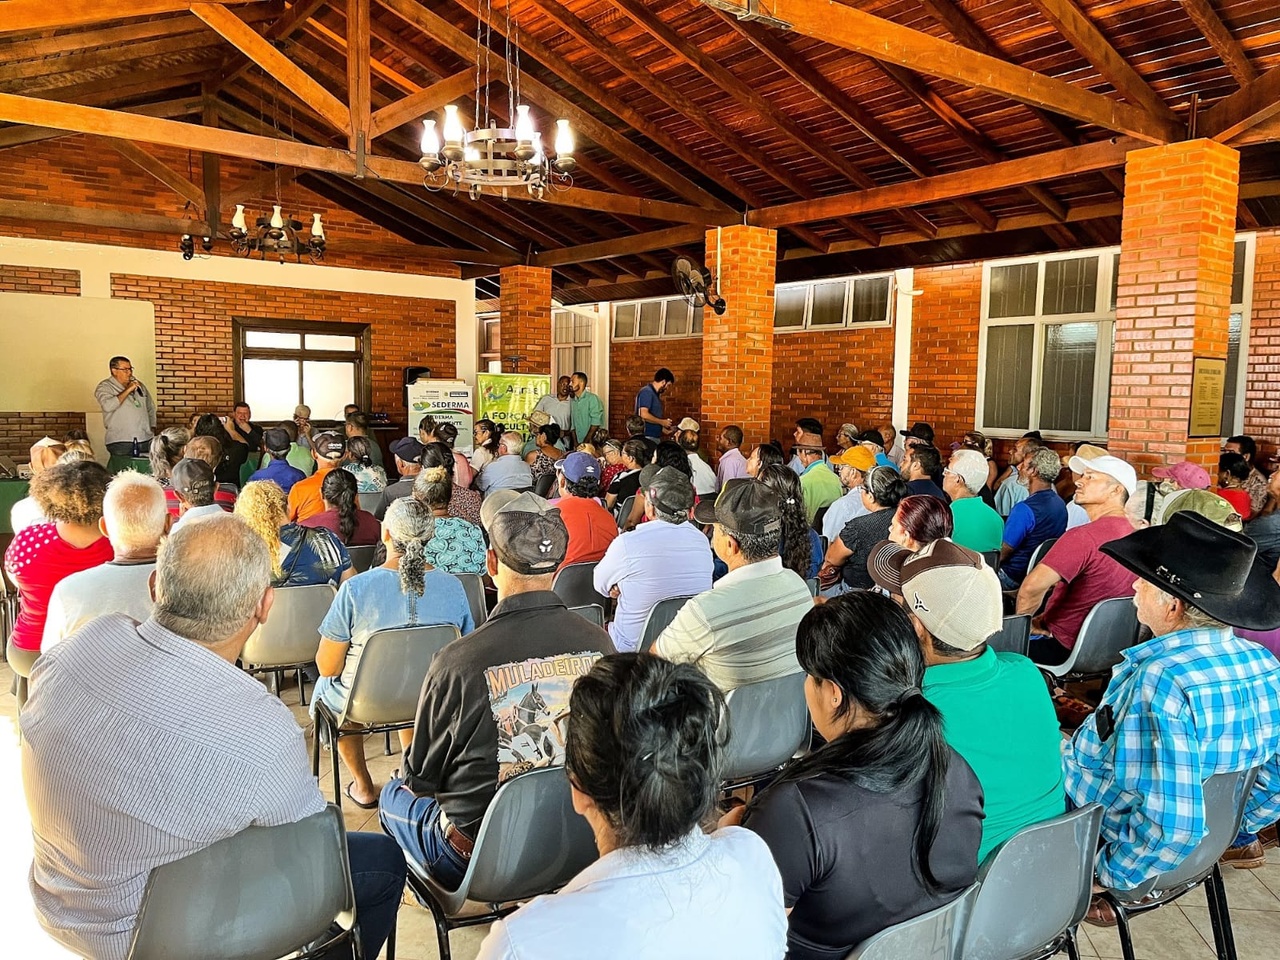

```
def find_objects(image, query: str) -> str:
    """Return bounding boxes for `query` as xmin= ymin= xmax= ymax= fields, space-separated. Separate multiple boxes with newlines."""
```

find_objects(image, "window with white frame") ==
xmin=233 ymin=319 xmax=369 ymax=422
xmin=774 ymin=272 xmax=893 ymax=331
xmin=612 ymin=296 xmax=704 ymax=340
xmin=552 ymin=308 xmax=594 ymax=382
xmin=978 ymin=240 xmax=1252 ymax=439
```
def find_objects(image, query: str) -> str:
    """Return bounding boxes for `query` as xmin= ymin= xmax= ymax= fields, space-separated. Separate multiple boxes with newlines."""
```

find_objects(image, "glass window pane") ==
xmin=775 ymin=285 xmax=806 ymax=328
xmin=303 ymin=361 xmax=357 ymax=420
xmin=810 ymin=281 xmax=847 ymax=326
xmin=851 ymin=276 xmax=891 ymax=325
xmin=614 ymin=304 xmax=636 ymax=339
xmin=245 ymin=330 xmax=301 ymax=349
xmin=989 ymin=263 xmax=1038 ymax=319
xmin=1110 ymin=252 xmax=1121 ymax=311
xmin=243 ymin=359 xmax=300 ymax=421
xmin=304 ymin=333 xmax=358 ymax=352
xmin=1039 ymin=322 xmax=1098 ymax=433
xmin=573 ymin=313 xmax=592 ymax=343
xmin=552 ymin=311 xmax=571 ymax=343
xmin=638 ymin=301 xmax=663 ymax=338
xmin=1221 ymin=310 xmax=1242 ymax=434
xmin=691 ymin=306 xmax=704 ymax=335
xmin=665 ymin=298 xmax=691 ymax=336
xmin=983 ymin=325 xmax=1034 ymax=430
xmin=553 ymin=346 xmax=573 ymax=382
xmin=484 ymin=319 xmax=501 ymax=353
xmin=574 ymin=346 xmax=591 ymax=375
xmin=1043 ymin=256 xmax=1099 ymax=316
xmin=1231 ymin=241 xmax=1246 ymax=304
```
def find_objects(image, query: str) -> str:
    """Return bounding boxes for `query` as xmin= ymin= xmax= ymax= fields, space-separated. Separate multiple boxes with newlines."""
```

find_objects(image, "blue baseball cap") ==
xmin=555 ymin=451 xmax=600 ymax=484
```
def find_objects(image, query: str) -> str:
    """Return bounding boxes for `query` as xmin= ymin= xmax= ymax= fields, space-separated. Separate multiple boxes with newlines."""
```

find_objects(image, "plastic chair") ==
xmin=347 ymin=544 xmax=377 ymax=573
xmin=311 ymin=623 xmax=460 ymax=805
xmin=240 ymin=583 xmax=335 ymax=705
xmin=453 ymin=572 xmax=488 ymax=627
xmin=615 ymin=494 xmax=635 ymax=529
xmin=569 ymin=603 xmax=605 ymax=627
xmin=812 ymin=504 xmax=829 ymax=534
xmin=127 ymin=805 xmax=364 ymax=960
xmin=533 ymin=471 xmax=557 ymax=498
xmin=990 ymin=614 xmax=1031 ymax=657
xmin=551 ymin=561 xmax=609 ymax=612
xmin=1028 ymin=537 xmax=1058 ymax=573
xmin=1100 ymin=769 xmax=1258 ymax=960
xmin=404 ymin=766 xmax=598 ymax=960
xmin=845 ymin=883 xmax=979 ymax=960
xmin=1037 ymin=597 xmax=1139 ymax=682
xmin=638 ymin=595 xmax=695 ymax=653
xmin=981 ymin=550 xmax=1001 ymax=572
xmin=721 ymin=671 xmax=811 ymax=787
xmin=961 ymin=804 xmax=1104 ymax=960
xmin=357 ymin=492 xmax=382 ymax=514
xmin=805 ymin=577 xmax=820 ymax=597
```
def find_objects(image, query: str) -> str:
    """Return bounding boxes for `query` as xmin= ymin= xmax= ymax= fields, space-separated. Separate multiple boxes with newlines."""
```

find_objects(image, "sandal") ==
xmin=1084 ymin=894 xmax=1118 ymax=928
xmin=344 ymin=782 xmax=378 ymax=810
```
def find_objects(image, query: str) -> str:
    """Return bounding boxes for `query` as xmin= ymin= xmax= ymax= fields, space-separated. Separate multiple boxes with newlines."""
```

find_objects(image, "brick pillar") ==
xmin=702 ymin=225 xmax=777 ymax=451
xmin=499 ymin=265 xmax=552 ymax=374
xmin=1109 ymin=139 xmax=1239 ymax=477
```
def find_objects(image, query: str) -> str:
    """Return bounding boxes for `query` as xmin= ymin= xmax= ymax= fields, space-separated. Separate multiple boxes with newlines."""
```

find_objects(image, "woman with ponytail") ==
xmin=341 ymin=434 xmax=387 ymax=492
xmin=758 ymin=464 xmax=822 ymax=578
xmin=235 ymin=480 xmax=353 ymax=588
xmin=312 ymin=496 xmax=475 ymax=808
xmin=301 ymin=469 xmax=380 ymax=546
xmin=147 ymin=426 xmax=189 ymax=484
xmin=731 ymin=592 xmax=982 ymax=960
xmin=476 ymin=653 xmax=788 ymax=960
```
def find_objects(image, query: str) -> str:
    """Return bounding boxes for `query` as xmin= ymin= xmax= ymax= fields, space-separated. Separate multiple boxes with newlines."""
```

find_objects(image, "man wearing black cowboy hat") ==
xmin=1063 ymin=512 xmax=1280 ymax=917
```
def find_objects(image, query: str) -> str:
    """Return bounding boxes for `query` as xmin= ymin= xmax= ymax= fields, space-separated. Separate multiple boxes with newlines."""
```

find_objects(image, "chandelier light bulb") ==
xmin=515 ymin=105 xmax=535 ymax=143
xmin=420 ymin=119 xmax=440 ymax=156
xmin=231 ymin=204 xmax=247 ymax=232
xmin=464 ymin=145 xmax=481 ymax=164
xmin=443 ymin=105 xmax=465 ymax=144
xmin=554 ymin=119 xmax=574 ymax=157
xmin=530 ymin=131 xmax=544 ymax=165
xmin=310 ymin=213 xmax=325 ymax=239
xmin=270 ymin=205 xmax=284 ymax=229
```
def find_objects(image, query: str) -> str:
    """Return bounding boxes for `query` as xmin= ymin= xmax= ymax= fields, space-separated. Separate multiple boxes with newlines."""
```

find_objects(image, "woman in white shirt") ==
xmin=476 ymin=653 xmax=788 ymax=960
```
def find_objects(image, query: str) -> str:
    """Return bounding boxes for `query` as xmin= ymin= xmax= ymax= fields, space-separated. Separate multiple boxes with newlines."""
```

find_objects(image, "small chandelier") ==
xmin=228 ymin=204 xmax=326 ymax=263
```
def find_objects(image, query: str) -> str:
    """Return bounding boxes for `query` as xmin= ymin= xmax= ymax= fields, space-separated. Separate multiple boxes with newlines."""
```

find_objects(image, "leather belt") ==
xmin=439 ymin=812 xmax=474 ymax=859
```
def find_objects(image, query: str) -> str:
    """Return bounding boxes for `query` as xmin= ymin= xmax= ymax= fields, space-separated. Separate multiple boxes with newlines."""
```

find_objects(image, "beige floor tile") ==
xmin=386 ymin=902 xmax=491 ymax=960
xmin=1182 ymin=906 xmax=1280 ymax=960
xmin=1250 ymin=856 xmax=1280 ymax=901
xmin=1212 ymin=864 xmax=1280 ymax=912
xmin=1080 ymin=902 xmax=1216 ymax=960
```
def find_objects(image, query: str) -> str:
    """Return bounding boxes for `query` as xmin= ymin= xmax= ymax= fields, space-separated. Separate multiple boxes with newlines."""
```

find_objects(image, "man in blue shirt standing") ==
xmin=998 ymin=446 xmax=1067 ymax=588
xmin=635 ymin=368 xmax=675 ymax=439
xmin=1064 ymin=512 xmax=1280 ymax=922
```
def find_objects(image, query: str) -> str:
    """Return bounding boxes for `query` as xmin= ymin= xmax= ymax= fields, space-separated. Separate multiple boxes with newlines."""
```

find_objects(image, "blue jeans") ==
xmin=345 ymin=831 xmax=406 ymax=959
xmin=998 ymin=568 xmax=1024 ymax=591
xmin=379 ymin=778 xmax=469 ymax=890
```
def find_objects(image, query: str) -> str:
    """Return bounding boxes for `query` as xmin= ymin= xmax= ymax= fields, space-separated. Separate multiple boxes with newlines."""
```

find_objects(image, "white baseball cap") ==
xmin=1068 ymin=454 xmax=1137 ymax=496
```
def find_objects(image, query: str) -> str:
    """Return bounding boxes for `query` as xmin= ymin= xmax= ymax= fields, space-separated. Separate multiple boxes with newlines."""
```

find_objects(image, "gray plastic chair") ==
xmin=1038 ymin=597 xmax=1140 ymax=682
xmin=721 ymin=671 xmax=811 ymax=786
xmin=845 ymin=883 xmax=979 ymax=960
xmin=805 ymin=577 xmax=820 ymax=597
xmin=615 ymin=494 xmax=635 ymax=529
xmin=240 ymin=583 xmax=334 ymax=705
xmin=981 ymin=550 xmax=1001 ymax=572
xmin=357 ymin=492 xmax=382 ymax=514
xmin=453 ymin=572 xmax=488 ymax=627
xmin=1101 ymin=768 xmax=1258 ymax=960
xmin=551 ymin=561 xmax=610 ymax=612
xmin=990 ymin=614 xmax=1031 ymax=657
xmin=638 ymin=594 xmax=695 ymax=652
xmin=405 ymin=766 xmax=598 ymax=960
xmin=533 ymin=471 xmax=557 ymax=498
xmin=311 ymin=623 xmax=460 ymax=805
xmin=346 ymin=544 xmax=376 ymax=573
xmin=1027 ymin=537 xmax=1058 ymax=573
xmin=962 ymin=804 xmax=1103 ymax=960
xmin=569 ymin=603 xmax=605 ymax=627
xmin=127 ymin=805 xmax=361 ymax=960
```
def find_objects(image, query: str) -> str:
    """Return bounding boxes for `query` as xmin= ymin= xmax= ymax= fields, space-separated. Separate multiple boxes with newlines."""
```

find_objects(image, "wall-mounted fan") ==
xmin=672 ymin=255 xmax=727 ymax=315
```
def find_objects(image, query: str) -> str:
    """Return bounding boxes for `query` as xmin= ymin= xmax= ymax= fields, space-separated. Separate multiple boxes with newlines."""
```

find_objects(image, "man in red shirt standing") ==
xmin=1015 ymin=454 xmax=1138 ymax=666
xmin=552 ymin=452 xmax=618 ymax=570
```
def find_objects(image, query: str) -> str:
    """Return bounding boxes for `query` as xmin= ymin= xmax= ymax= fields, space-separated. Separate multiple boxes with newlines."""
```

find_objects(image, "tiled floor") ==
xmin=4 ymin=660 xmax=1280 ymax=958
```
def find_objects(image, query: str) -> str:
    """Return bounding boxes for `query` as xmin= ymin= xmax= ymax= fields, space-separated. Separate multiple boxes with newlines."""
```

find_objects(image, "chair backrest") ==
xmin=845 ymin=883 xmax=978 ymax=960
xmin=1028 ymin=537 xmax=1058 ymax=573
xmin=346 ymin=544 xmax=376 ymax=573
xmin=569 ymin=603 xmax=605 ymax=627
xmin=454 ymin=571 xmax=488 ymax=627
xmin=534 ymin=471 xmax=557 ymax=498
xmin=638 ymin=595 xmax=695 ymax=652
xmin=961 ymin=804 xmax=1104 ymax=960
xmin=1051 ymin=596 xmax=1140 ymax=678
xmin=342 ymin=623 xmax=461 ymax=725
xmin=127 ymin=805 xmax=354 ymax=960
xmin=356 ymin=492 xmax=382 ymax=513
xmin=551 ymin=561 xmax=609 ymax=610
xmin=812 ymin=504 xmax=829 ymax=534
xmin=804 ymin=577 xmax=819 ymax=597
xmin=989 ymin=615 xmax=1031 ymax=657
xmin=1125 ymin=768 xmax=1258 ymax=899
xmin=240 ymin=583 xmax=335 ymax=669
xmin=464 ymin=766 xmax=599 ymax=906
xmin=981 ymin=550 xmax=1000 ymax=572
xmin=615 ymin=495 xmax=635 ymax=529
xmin=721 ymin=671 xmax=811 ymax=782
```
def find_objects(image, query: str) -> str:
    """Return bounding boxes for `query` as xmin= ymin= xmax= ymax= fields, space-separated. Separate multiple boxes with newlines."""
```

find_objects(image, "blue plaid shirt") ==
xmin=1063 ymin=626 xmax=1280 ymax=890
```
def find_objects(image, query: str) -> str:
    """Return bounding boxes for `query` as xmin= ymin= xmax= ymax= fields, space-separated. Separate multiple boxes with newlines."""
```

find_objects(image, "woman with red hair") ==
xmin=889 ymin=495 xmax=954 ymax=552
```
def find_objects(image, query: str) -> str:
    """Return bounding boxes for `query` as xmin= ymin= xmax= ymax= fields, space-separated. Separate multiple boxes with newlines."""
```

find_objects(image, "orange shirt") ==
xmin=287 ymin=462 xmax=338 ymax=522
xmin=555 ymin=496 xmax=619 ymax=570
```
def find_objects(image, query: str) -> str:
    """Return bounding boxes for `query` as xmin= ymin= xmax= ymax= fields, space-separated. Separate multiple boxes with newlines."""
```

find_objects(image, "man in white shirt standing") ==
xmin=594 ymin=466 xmax=714 ymax=652
xmin=93 ymin=356 xmax=156 ymax=458
xmin=677 ymin=418 xmax=718 ymax=496
xmin=43 ymin=471 xmax=169 ymax=650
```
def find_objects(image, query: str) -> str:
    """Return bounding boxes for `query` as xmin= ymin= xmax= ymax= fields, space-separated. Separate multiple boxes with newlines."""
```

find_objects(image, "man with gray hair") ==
xmin=475 ymin=430 xmax=533 ymax=495
xmin=997 ymin=445 xmax=1068 ymax=590
xmin=944 ymin=449 xmax=1004 ymax=554
xmin=21 ymin=514 xmax=406 ymax=960
xmin=42 ymin=471 xmax=169 ymax=650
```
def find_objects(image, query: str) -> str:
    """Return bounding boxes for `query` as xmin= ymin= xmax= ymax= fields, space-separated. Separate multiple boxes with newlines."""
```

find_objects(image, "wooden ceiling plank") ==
xmin=0 ymin=0 xmax=264 ymax=34
xmin=533 ymin=225 xmax=708 ymax=268
xmin=2 ymin=15 xmax=208 ymax=61
xmin=1024 ymin=0 xmax=1178 ymax=122
xmin=757 ymin=0 xmax=1179 ymax=143
xmin=1177 ymin=0 xmax=1257 ymax=88
xmin=368 ymin=72 xmax=472 ymax=140
xmin=1204 ymin=65 xmax=1280 ymax=141
xmin=305 ymin=15 xmax=419 ymax=95
xmin=0 ymin=33 xmax=214 ymax=83
xmin=0 ymin=198 xmax=212 ymax=235
xmin=99 ymin=138 xmax=208 ymax=208
xmin=210 ymin=0 xmax=331 ymax=93
xmin=190 ymin=2 xmax=352 ymax=135
xmin=347 ymin=0 xmax=371 ymax=152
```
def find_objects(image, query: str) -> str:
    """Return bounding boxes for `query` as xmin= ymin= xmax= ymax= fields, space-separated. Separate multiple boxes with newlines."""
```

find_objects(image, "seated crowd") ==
xmin=8 ymin=402 xmax=1280 ymax=960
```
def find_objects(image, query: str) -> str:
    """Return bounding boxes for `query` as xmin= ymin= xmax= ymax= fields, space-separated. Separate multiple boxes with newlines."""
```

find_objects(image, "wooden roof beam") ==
xmin=368 ymin=72 xmax=472 ymax=140
xmin=347 ymin=0 xmax=371 ymax=153
xmin=1204 ymin=65 xmax=1280 ymax=142
xmin=0 ymin=199 xmax=212 ymax=236
xmin=0 ymin=97 xmax=204 ymax=151
xmin=0 ymin=0 xmax=265 ymax=34
xmin=533 ymin=226 xmax=709 ymax=268
xmin=209 ymin=0 xmax=330 ymax=94
xmin=1178 ymin=0 xmax=1257 ymax=88
xmin=96 ymin=138 xmax=207 ymax=209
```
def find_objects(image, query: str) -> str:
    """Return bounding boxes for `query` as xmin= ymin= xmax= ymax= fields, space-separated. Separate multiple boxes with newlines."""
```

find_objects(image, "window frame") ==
xmin=611 ymin=295 xmax=704 ymax=341
xmin=232 ymin=317 xmax=371 ymax=419
xmin=773 ymin=271 xmax=894 ymax=333
xmin=1224 ymin=233 xmax=1255 ymax=437
xmin=552 ymin=307 xmax=595 ymax=383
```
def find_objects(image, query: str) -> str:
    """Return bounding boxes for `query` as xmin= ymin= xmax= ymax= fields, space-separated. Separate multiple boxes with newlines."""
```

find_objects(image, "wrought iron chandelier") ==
xmin=228 ymin=204 xmax=327 ymax=263
xmin=417 ymin=1 xmax=575 ymax=199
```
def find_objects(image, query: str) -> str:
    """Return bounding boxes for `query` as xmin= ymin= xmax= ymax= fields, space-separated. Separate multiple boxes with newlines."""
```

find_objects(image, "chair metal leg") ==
xmin=1105 ymin=895 xmax=1138 ymax=960
xmin=1065 ymin=928 xmax=1082 ymax=960
xmin=1206 ymin=866 xmax=1238 ymax=960
xmin=425 ymin=895 xmax=452 ymax=960
xmin=298 ymin=667 xmax=308 ymax=706
xmin=331 ymin=729 xmax=343 ymax=806
xmin=384 ymin=730 xmax=392 ymax=756
xmin=311 ymin=717 xmax=321 ymax=777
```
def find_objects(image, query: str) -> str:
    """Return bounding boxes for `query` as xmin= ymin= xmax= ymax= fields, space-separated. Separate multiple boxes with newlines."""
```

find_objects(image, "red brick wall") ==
xmin=1245 ymin=230 xmax=1280 ymax=452
xmin=499 ymin=266 xmax=552 ymax=375
xmin=908 ymin=261 xmax=983 ymax=452
xmin=608 ymin=338 xmax=703 ymax=440
xmin=0 ymin=413 xmax=87 ymax=463
xmin=0 ymin=265 xmax=80 ymax=295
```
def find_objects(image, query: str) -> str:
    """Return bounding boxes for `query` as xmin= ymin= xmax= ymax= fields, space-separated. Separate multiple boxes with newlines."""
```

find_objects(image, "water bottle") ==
xmin=131 ymin=438 xmax=140 ymax=458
